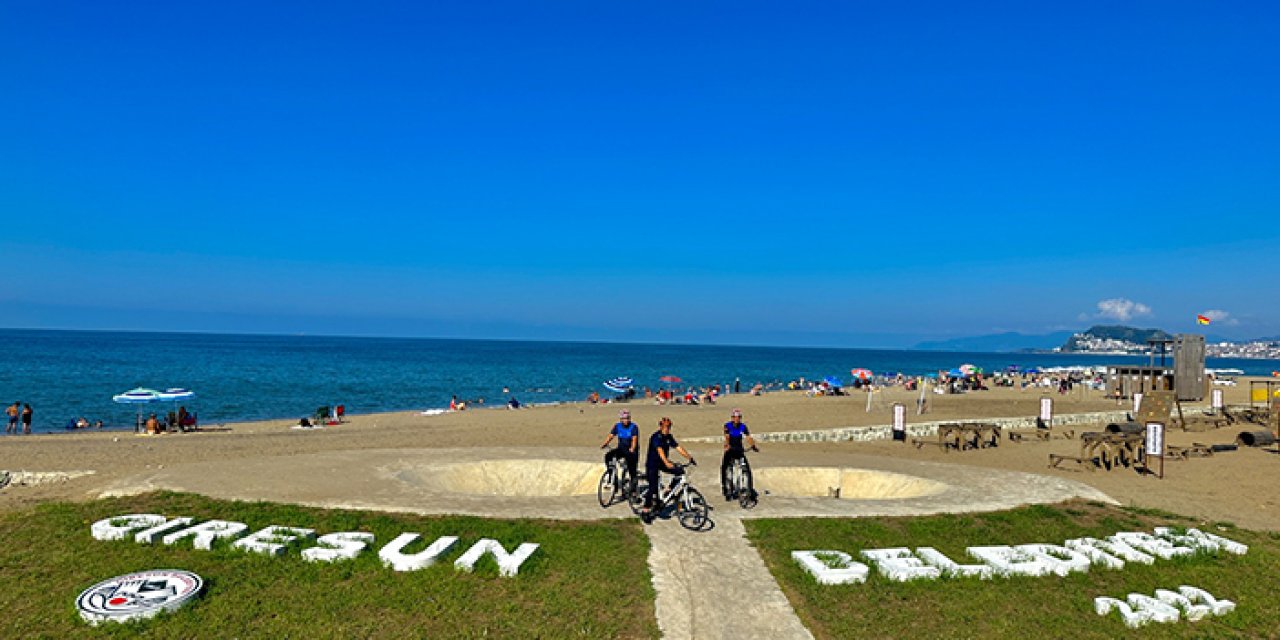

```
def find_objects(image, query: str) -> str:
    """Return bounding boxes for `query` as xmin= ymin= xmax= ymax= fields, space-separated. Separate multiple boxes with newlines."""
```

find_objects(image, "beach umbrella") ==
xmin=850 ymin=368 xmax=873 ymax=381
xmin=958 ymin=364 xmax=978 ymax=375
xmin=113 ymin=387 xmax=162 ymax=430
xmin=603 ymin=377 xmax=634 ymax=394
xmin=824 ymin=375 xmax=843 ymax=388
xmin=159 ymin=388 xmax=195 ymax=402
xmin=659 ymin=375 xmax=683 ymax=384
xmin=947 ymin=368 xmax=965 ymax=378
xmin=113 ymin=388 xmax=162 ymax=404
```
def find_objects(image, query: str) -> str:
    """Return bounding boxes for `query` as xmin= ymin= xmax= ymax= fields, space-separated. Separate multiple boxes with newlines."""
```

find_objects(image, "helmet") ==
xmin=618 ymin=409 xmax=631 ymax=419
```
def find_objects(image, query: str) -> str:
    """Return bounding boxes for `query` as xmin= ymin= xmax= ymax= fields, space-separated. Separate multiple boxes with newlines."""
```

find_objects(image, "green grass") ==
xmin=0 ymin=492 xmax=658 ymax=639
xmin=746 ymin=501 xmax=1280 ymax=639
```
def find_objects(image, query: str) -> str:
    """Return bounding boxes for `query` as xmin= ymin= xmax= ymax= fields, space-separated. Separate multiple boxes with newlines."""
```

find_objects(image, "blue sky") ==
xmin=2 ymin=1 xmax=1277 ymax=348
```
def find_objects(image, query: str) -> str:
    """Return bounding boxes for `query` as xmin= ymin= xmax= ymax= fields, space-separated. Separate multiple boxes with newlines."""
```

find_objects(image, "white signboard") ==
xmin=1145 ymin=422 xmax=1165 ymax=457
xmin=1039 ymin=398 xmax=1053 ymax=422
xmin=1133 ymin=393 xmax=1144 ymax=414
xmin=893 ymin=404 xmax=906 ymax=433
xmin=1211 ymin=389 xmax=1224 ymax=410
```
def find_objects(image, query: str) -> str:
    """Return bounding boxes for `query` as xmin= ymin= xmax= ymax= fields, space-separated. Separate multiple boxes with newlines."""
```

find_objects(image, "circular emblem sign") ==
xmin=76 ymin=569 xmax=203 ymax=625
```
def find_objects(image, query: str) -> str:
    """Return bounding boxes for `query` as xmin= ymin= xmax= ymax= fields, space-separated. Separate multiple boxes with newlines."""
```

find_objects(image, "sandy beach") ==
xmin=3 ymin=379 xmax=1276 ymax=530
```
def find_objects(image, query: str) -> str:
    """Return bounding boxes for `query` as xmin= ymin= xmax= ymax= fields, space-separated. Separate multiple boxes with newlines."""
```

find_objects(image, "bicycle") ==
xmin=725 ymin=448 xmax=758 ymax=509
xmin=629 ymin=462 xmax=710 ymax=531
xmin=597 ymin=455 xmax=634 ymax=508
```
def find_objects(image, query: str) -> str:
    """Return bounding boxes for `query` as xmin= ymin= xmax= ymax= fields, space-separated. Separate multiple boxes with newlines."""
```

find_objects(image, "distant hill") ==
xmin=1060 ymin=325 xmax=1172 ymax=352
xmin=914 ymin=331 xmax=1075 ymax=353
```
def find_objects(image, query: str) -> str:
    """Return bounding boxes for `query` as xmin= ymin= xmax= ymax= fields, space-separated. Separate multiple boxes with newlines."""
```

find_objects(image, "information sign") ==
xmin=892 ymin=403 xmax=906 ymax=441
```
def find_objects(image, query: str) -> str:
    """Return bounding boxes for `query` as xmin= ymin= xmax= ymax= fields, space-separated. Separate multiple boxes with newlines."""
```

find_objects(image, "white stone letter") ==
xmin=1179 ymin=586 xmax=1235 ymax=616
xmin=1064 ymin=538 xmax=1127 ymax=570
xmin=232 ymin=525 xmax=316 ymax=556
xmin=1095 ymin=596 xmax=1151 ymax=628
xmin=860 ymin=548 xmax=941 ymax=582
xmin=91 ymin=514 xmax=167 ymax=541
xmin=1154 ymin=589 xmax=1211 ymax=621
xmin=453 ymin=539 xmax=540 ymax=577
xmin=1154 ymin=527 xmax=1248 ymax=555
xmin=1014 ymin=544 xmax=1091 ymax=576
xmin=1113 ymin=532 xmax=1194 ymax=560
xmin=162 ymin=520 xmax=249 ymax=550
xmin=303 ymin=532 xmax=376 ymax=563
xmin=791 ymin=551 xmax=870 ymax=585
xmin=967 ymin=545 xmax=1052 ymax=577
xmin=914 ymin=547 xmax=992 ymax=579
xmin=378 ymin=534 xmax=458 ymax=572
xmin=134 ymin=517 xmax=194 ymax=544
xmin=1127 ymin=593 xmax=1180 ymax=623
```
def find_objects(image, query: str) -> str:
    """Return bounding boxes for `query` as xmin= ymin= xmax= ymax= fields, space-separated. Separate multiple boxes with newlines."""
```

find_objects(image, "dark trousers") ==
xmin=604 ymin=449 xmax=638 ymax=490
xmin=720 ymin=449 xmax=753 ymax=497
xmin=645 ymin=464 xmax=684 ymax=508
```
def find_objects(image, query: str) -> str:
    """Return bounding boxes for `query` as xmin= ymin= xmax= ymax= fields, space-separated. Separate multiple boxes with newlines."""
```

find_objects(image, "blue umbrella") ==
xmin=114 ymin=388 xmax=162 ymax=431
xmin=604 ymin=377 xmax=634 ymax=394
xmin=159 ymin=388 xmax=195 ymax=402
xmin=947 ymin=369 xmax=965 ymax=378
xmin=824 ymin=375 xmax=843 ymax=388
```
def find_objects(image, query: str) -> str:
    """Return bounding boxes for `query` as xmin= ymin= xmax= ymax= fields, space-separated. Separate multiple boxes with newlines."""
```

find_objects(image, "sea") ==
xmin=0 ymin=329 xmax=1276 ymax=434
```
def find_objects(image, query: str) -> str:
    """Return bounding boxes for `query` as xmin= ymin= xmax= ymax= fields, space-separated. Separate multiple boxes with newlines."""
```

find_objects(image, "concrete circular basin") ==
xmin=754 ymin=467 xmax=948 ymax=500
xmin=424 ymin=459 xmax=601 ymax=497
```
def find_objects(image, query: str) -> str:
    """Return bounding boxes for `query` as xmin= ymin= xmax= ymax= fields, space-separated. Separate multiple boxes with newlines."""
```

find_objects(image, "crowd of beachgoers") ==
xmin=446 ymin=365 xmax=1120 ymax=416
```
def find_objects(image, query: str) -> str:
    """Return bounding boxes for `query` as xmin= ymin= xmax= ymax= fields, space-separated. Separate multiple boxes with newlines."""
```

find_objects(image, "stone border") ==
xmin=681 ymin=409 xmax=1188 ymax=444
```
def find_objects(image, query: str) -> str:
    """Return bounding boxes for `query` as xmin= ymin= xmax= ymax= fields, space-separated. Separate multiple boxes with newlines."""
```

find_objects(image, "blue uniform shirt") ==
xmin=724 ymin=421 xmax=750 ymax=451
xmin=611 ymin=421 xmax=638 ymax=451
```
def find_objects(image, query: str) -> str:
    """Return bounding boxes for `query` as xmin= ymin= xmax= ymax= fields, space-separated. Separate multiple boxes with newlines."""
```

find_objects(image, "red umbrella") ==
xmin=659 ymin=375 xmax=683 ymax=384
xmin=850 ymin=368 xmax=873 ymax=381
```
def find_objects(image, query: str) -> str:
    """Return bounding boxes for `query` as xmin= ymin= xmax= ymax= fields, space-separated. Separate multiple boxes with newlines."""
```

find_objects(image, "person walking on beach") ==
xmin=720 ymin=409 xmax=758 ymax=501
xmin=600 ymin=409 xmax=639 ymax=494
xmin=5 ymin=402 xmax=18 ymax=434
xmin=640 ymin=417 xmax=696 ymax=523
xmin=21 ymin=403 xmax=33 ymax=434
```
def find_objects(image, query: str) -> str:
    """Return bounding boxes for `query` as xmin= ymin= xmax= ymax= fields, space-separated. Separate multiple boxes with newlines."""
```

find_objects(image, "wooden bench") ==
xmin=1048 ymin=453 xmax=1094 ymax=471
xmin=1166 ymin=443 xmax=1214 ymax=460
xmin=912 ymin=437 xmax=950 ymax=451
xmin=1009 ymin=429 xmax=1074 ymax=443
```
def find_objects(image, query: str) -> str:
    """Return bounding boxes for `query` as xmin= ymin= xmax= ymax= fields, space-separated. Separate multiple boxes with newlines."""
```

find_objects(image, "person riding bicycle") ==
xmin=641 ymin=417 xmax=695 ymax=522
xmin=720 ymin=408 xmax=758 ymax=501
xmin=600 ymin=409 xmax=640 ymax=492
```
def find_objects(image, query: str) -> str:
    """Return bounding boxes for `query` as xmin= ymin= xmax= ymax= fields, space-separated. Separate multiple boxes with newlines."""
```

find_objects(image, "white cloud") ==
xmin=1094 ymin=298 xmax=1152 ymax=322
xmin=1201 ymin=309 xmax=1240 ymax=326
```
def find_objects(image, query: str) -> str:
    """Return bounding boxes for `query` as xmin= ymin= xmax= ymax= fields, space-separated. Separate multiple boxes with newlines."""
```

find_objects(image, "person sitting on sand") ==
xmin=507 ymin=397 xmax=521 ymax=410
xmin=145 ymin=413 xmax=160 ymax=435
xmin=76 ymin=417 xmax=90 ymax=429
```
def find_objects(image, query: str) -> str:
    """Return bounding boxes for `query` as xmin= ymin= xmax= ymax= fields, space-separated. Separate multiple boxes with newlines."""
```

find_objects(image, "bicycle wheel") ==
xmin=628 ymin=479 xmax=649 ymax=515
xmin=737 ymin=464 xmax=757 ymax=509
xmin=597 ymin=467 xmax=618 ymax=508
xmin=677 ymin=487 xmax=709 ymax=530
xmin=617 ymin=466 xmax=634 ymax=502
